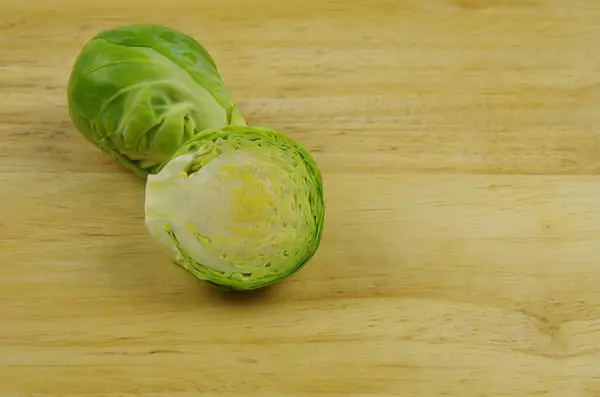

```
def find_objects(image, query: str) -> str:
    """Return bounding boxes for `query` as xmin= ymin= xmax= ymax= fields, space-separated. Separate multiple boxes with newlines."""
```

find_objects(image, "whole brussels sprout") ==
xmin=67 ymin=24 xmax=245 ymax=178
xmin=144 ymin=125 xmax=325 ymax=290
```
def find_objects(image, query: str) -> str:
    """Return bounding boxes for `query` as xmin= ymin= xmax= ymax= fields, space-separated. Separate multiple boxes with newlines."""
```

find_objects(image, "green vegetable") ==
xmin=67 ymin=24 xmax=245 ymax=178
xmin=144 ymin=125 xmax=325 ymax=290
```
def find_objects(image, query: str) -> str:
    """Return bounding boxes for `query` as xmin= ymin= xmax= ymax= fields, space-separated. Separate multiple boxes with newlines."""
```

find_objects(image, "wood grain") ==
xmin=2 ymin=0 xmax=600 ymax=395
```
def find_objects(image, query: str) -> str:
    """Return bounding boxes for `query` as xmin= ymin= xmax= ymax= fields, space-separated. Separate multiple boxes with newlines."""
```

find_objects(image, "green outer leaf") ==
xmin=151 ymin=125 xmax=325 ymax=291
xmin=94 ymin=24 xmax=230 ymax=110
xmin=67 ymin=24 xmax=245 ymax=178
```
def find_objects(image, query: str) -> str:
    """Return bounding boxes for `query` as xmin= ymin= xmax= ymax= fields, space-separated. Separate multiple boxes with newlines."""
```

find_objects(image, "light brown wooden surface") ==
xmin=2 ymin=0 xmax=600 ymax=395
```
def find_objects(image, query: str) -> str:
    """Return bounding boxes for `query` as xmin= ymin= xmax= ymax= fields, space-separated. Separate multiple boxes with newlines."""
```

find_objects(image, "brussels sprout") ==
xmin=67 ymin=24 xmax=245 ymax=178
xmin=144 ymin=126 xmax=325 ymax=290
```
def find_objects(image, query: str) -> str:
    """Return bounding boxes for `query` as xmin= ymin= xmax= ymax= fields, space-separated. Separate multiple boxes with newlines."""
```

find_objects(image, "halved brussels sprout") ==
xmin=144 ymin=126 xmax=325 ymax=290
xmin=67 ymin=24 xmax=244 ymax=178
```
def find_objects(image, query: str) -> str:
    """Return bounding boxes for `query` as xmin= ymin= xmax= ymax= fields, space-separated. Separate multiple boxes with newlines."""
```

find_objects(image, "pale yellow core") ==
xmin=221 ymin=162 xmax=274 ymax=235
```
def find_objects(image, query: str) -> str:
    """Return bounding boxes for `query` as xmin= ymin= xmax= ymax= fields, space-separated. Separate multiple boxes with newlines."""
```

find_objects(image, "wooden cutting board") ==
xmin=2 ymin=0 xmax=600 ymax=395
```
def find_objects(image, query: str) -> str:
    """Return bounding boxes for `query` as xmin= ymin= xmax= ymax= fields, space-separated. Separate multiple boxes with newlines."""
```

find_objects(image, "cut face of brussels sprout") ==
xmin=67 ymin=24 xmax=245 ymax=178
xmin=145 ymin=126 xmax=325 ymax=290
